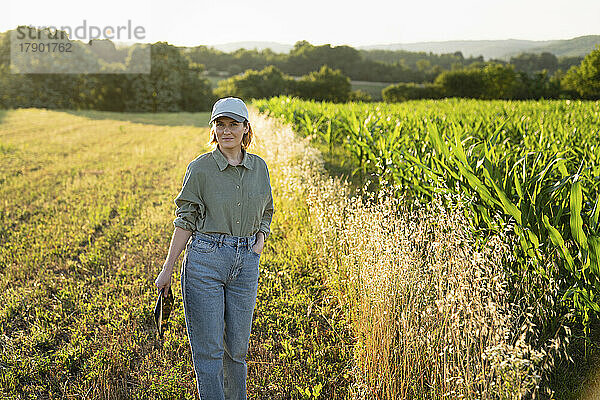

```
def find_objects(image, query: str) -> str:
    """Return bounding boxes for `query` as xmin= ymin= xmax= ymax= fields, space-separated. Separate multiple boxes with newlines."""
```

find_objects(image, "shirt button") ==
xmin=237 ymin=202 xmax=241 ymax=206
xmin=236 ymin=185 xmax=240 ymax=189
xmin=236 ymin=220 xmax=240 ymax=224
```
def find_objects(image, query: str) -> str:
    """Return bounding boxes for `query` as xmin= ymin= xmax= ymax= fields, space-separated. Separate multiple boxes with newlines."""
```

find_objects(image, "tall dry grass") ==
xmin=250 ymin=109 xmax=544 ymax=399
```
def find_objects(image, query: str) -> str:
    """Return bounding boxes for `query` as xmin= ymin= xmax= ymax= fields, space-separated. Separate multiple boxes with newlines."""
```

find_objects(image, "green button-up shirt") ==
xmin=173 ymin=145 xmax=274 ymax=241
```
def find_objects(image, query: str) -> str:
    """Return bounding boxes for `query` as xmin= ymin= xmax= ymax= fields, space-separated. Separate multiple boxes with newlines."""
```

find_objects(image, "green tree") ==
xmin=214 ymin=66 xmax=290 ymax=99
xmin=512 ymin=70 xmax=560 ymax=100
xmin=292 ymin=65 xmax=351 ymax=102
xmin=562 ymin=45 xmax=600 ymax=99
xmin=348 ymin=90 xmax=373 ymax=102
xmin=510 ymin=52 xmax=559 ymax=74
xmin=416 ymin=59 xmax=431 ymax=72
xmin=482 ymin=63 xmax=520 ymax=99
xmin=181 ymin=62 xmax=216 ymax=111
xmin=434 ymin=68 xmax=487 ymax=98
xmin=382 ymin=82 xmax=443 ymax=102
xmin=124 ymin=42 xmax=213 ymax=112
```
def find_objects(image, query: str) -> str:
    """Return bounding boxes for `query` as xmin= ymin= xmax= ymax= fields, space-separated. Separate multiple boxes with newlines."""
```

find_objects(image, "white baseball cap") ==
xmin=209 ymin=97 xmax=249 ymax=124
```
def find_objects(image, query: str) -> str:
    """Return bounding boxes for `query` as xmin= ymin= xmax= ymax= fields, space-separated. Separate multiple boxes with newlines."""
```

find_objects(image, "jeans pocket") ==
xmin=250 ymin=249 xmax=261 ymax=257
xmin=191 ymin=237 xmax=217 ymax=253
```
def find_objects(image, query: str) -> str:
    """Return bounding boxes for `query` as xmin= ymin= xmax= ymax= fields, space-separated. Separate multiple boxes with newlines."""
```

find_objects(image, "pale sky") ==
xmin=3 ymin=0 xmax=599 ymax=47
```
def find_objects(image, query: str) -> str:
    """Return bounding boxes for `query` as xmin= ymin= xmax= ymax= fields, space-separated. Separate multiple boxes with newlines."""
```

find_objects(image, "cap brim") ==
xmin=210 ymin=112 xmax=246 ymax=124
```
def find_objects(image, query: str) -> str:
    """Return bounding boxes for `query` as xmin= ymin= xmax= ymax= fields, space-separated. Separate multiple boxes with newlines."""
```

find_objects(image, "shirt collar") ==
xmin=211 ymin=145 xmax=254 ymax=171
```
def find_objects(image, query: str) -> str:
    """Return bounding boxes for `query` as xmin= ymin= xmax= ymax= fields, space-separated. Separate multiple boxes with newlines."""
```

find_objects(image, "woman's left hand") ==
xmin=252 ymin=234 xmax=265 ymax=254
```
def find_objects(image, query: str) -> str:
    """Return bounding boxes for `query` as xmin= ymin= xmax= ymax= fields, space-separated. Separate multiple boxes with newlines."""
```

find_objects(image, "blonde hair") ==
xmin=208 ymin=120 xmax=254 ymax=150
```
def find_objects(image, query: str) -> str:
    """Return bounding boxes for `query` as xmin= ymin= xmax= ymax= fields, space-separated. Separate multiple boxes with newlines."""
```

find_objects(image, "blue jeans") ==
xmin=181 ymin=231 xmax=261 ymax=400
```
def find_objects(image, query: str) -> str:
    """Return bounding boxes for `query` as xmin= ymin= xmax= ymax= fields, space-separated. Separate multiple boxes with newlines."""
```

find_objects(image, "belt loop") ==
xmin=219 ymin=234 xmax=224 ymax=248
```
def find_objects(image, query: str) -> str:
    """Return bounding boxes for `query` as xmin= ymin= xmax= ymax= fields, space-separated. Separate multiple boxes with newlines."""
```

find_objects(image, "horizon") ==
xmin=205 ymin=35 xmax=596 ymax=48
xmin=1 ymin=29 xmax=596 ymax=49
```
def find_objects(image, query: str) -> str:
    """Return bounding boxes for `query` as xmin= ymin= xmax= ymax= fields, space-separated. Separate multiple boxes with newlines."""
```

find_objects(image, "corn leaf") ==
xmin=543 ymin=214 xmax=576 ymax=274
xmin=570 ymin=180 xmax=588 ymax=251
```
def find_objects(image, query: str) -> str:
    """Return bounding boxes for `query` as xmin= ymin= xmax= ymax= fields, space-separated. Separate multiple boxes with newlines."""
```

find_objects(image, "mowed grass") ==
xmin=349 ymin=81 xmax=389 ymax=100
xmin=0 ymin=109 xmax=353 ymax=399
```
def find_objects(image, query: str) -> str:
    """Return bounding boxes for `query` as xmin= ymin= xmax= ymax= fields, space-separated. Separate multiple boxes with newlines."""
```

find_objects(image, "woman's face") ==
xmin=214 ymin=116 xmax=248 ymax=152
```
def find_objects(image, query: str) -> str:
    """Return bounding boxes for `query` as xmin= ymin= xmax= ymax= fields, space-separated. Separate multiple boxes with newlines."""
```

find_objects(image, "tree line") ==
xmin=360 ymin=48 xmax=581 ymax=76
xmin=382 ymin=47 xmax=600 ymax=102
xmin=213 ymin=46 xmax=600 ymax=102
xmin=187 ymin=41 xmax=583 ymax=84
xmin=0 ymin=31 xmax=214 ymax=112
xmin=0 ymin=27 xmax=598 ymax=112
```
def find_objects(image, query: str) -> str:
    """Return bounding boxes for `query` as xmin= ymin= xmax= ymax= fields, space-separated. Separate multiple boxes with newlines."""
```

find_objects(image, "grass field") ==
xmin=349 ymin=81 xmax=389 ymax=100
xmin=0 ymin=108 xmax=354 ymax=399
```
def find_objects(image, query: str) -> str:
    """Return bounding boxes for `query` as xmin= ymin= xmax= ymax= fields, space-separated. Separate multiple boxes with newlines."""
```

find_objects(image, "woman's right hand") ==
xmin=155 ymin=227 xmax=192 ymax=297
xmin=155 ymin=264 xmax=173 ymax=296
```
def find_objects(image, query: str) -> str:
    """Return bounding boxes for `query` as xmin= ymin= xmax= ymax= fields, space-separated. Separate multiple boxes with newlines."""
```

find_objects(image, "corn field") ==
xmin=255 ymin=96 xmax=600 ymax=344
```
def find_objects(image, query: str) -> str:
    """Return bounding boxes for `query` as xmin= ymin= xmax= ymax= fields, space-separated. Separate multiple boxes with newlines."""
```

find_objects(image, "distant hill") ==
xmin=359 ymin=39 xmax=542 ymax=60
xmin=211 ymin=41 xmax=292 ymax=54
xmin=360 ymin=35 xmax=600 ymax=60
xmin=209 ymin=35 xmax=600 ymax=60
xmin=515 ymin=35 xmax=600 ymax=58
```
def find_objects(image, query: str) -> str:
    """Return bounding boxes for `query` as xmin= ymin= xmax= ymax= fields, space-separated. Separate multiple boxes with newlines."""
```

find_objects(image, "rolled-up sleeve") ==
xmin=259 ymin=167 xmax=274 ymax=242
xmin=173 ymin=164 xmax=205 ymax=232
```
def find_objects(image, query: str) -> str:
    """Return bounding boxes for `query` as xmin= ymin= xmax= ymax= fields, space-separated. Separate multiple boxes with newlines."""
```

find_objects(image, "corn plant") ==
xmin=254 ymin=96 xmax=600 ymax=334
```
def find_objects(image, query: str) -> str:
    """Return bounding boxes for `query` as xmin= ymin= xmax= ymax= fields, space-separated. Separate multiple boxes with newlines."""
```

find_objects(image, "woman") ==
xmin=154 ymin=97 xmax=274 ymax=400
